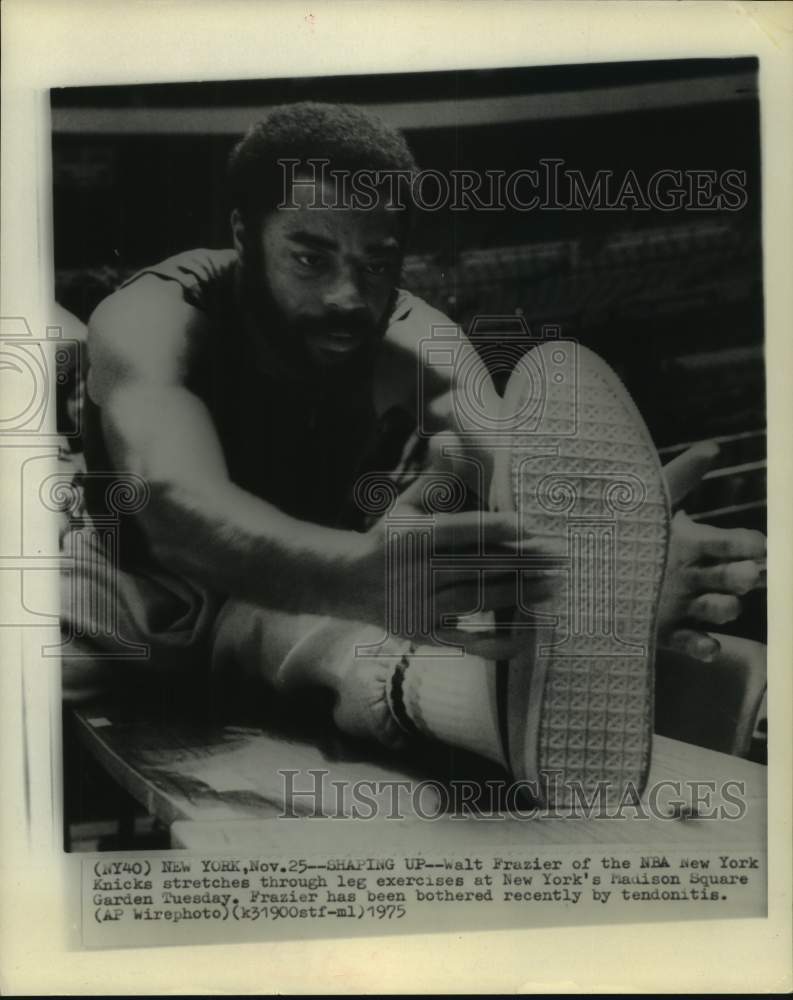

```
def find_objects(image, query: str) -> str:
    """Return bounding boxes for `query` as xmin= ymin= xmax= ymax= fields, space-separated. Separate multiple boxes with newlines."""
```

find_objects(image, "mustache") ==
xmin=300 ymin=312 xmax=379 ymax=339
xmin=238 ymin=258 xmax=388 ymax=350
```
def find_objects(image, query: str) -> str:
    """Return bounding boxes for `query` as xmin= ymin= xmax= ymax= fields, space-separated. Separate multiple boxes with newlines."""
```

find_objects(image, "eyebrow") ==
xmin=288 ymin=230 xmax=338 ymax=251
xmin=288 ymin=231 xmax=401 ymax=255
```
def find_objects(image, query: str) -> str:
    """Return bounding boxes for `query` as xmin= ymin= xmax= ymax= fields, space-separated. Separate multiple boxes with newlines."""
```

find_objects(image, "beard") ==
xmin=238 ymin=246 xmax=393 ymax=387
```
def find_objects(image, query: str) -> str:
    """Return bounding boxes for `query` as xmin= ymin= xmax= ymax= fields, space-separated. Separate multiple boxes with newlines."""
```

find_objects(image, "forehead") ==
xmin=265 ymin=179 xmax=403 ymax=248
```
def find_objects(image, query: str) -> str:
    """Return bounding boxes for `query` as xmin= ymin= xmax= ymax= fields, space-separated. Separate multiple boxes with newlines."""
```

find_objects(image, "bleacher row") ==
xmin=402 ymin=220 xmax=760 ymax=337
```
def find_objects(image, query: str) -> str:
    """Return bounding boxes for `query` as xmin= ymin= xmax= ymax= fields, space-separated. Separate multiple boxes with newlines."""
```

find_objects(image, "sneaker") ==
xmin=490 ymin=339 xmax=671 ymax=808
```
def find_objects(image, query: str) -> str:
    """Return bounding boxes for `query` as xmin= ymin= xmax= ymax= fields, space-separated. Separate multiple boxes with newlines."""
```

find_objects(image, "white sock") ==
xmin=395 ymin=650 xmax=505 ymax=766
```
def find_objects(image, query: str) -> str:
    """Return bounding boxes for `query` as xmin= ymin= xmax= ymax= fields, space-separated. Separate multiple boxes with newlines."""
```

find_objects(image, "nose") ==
xmin=323 ymin=268 xmax=365 ymax=313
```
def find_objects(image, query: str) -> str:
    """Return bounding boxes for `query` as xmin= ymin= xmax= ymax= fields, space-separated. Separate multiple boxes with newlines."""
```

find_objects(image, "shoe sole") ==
xmin=492 ymin=340 xmax=670 ymax=808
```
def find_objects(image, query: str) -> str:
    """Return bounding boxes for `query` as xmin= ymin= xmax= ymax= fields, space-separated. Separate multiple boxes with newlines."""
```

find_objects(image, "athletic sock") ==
xmin=391 ymin=650 xmax=505 ymax=766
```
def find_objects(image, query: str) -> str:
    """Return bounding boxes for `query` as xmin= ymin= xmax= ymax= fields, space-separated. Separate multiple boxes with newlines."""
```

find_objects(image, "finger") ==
xmin=687 ymin=593 xmax=742 ymax=625
xmin=434 ymin=627 xmax=529 ymax=660
xmin=693 ymin=523 xmax=767 ymax=561
xmin=663 ymin=441 xmax=720 ymax=505
xmin=688 ymin=560 xmax=764 ymax=595
xmin=430 ymin=508 xmax=567 ymax=555
xmin=436 ymin=566 xmax=559 ymax=602
xmin=431 ymin=511 xmax=561 ymax=555
xmin=431 ymin=510 xmax=514 ymax=550
xmin=503 ymin=531 xmax=567 ymax=558
xmin=433 ymin=582 xmax=489 ymax=619
xmin=434 ymin=578 xmax=522 ymax=618
xmin=661 ymin=628 xmax=721 ymax=662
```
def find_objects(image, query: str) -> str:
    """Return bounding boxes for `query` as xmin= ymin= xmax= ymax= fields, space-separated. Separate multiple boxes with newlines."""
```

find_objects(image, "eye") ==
xmin=293 ymin=252 xmax=325 ymax=270
xmin=363 ymin=259 xmax=390 ymax=277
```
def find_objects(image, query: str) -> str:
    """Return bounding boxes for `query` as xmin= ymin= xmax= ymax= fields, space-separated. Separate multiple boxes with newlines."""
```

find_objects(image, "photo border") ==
xmin=1 ymin=0 xmax=791 ymax=993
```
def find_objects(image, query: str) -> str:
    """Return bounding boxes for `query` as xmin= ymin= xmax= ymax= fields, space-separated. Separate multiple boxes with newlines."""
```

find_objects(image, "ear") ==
xmin=230 ymin=209 xmax=246 ymax=261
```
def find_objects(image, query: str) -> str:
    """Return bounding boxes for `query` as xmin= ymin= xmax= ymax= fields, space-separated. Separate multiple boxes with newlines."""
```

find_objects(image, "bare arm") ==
xmin=87 ymin=277 xmax=366 ymax=616
xmin=88 ymin=278 xmax=525 ymax=632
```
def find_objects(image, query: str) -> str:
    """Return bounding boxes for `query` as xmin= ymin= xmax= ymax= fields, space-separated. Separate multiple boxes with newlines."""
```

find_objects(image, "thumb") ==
xmin=663 ymin=441 xmax=719 ymax=506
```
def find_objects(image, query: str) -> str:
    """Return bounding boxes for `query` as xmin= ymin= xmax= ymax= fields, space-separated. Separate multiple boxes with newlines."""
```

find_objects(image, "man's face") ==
xmin=242 ymin=180 xmax=404 ymax=370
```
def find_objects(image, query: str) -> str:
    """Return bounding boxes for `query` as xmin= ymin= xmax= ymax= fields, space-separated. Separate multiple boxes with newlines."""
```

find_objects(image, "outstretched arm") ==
xmin=87 ymin=277 xmax=531 ymax=634
xmin=88 ymin=276 xmax=373 ymax=617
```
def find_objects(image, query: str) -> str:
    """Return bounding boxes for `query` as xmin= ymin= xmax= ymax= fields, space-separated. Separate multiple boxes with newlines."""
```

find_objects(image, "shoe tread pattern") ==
xmin=507 ymin=342 xmax=670 ymax=806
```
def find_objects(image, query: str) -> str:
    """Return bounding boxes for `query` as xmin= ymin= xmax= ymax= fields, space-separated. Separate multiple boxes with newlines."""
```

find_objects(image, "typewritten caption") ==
xmin=82 ymin=849 xmax=765 ymax=946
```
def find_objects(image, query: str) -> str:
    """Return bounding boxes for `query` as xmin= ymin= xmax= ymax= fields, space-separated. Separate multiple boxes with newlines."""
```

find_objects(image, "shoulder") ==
xmin=86 ymin=250 xmax=234 ymax=404
xmin=119 ymin=248 xmax=238 ymax=313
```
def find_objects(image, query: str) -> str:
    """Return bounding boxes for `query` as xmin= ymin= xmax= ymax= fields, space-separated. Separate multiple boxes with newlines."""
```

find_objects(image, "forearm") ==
xmin=142 ymin=475 xmax=366 ymax=617
xmin=98 ymin=380 xmax=370 ymax=618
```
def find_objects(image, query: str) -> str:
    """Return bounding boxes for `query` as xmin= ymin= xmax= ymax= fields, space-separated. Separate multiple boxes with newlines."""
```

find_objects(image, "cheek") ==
xmin=262 ymin=257 xmax=313 ymax=315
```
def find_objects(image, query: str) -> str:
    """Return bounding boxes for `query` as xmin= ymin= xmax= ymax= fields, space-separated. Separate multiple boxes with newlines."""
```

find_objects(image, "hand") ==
xmin=658 ymin=443 xmax=766 ymax=660
xmin=345 ymin=434 xmax=562 ymax=659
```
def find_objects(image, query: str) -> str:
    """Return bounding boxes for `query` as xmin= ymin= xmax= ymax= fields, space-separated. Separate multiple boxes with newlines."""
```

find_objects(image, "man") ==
xmin=64 ymin=102 xmax=765 ymax=803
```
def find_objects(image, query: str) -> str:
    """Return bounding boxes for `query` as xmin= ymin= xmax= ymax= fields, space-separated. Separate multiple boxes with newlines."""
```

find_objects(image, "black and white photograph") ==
xmin=2 ymin=0 xmax=792 ymax=993
xmin=54 ymin=59 xmax=768 ymax=845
